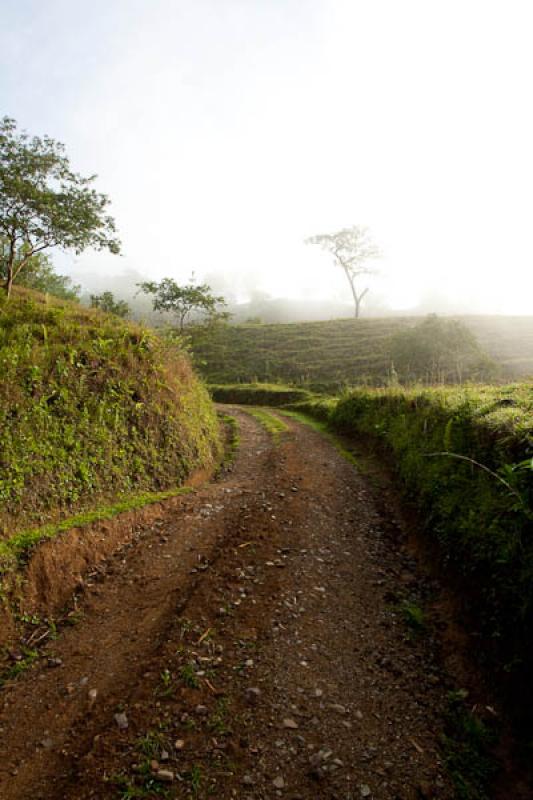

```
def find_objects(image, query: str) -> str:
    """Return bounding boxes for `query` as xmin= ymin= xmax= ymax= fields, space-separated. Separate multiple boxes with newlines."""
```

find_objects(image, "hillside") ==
xmin=190 ymin=314 xmax=533 ymax=388
xmin=0 ymin=288 xmax=221 ymax=536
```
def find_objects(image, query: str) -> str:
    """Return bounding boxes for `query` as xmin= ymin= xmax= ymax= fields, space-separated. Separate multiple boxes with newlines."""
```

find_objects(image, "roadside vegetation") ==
xmin=0 ymin=288 xmax=221 ymax=537
xmin=214 ymin=380 xmax=533 ymax=730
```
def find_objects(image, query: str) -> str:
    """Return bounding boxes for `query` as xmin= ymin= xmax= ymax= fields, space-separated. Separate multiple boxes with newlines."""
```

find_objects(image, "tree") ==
xmin=306 ymin=225 xmax=380 ymax=318
xmin=0 ymin=238 xmax=80 ymax=301
xmin=0 ymin=116 xmax=120 ymax=298
xmin=90 ymin=291 xmax=130 ymax=318
xmin=389 ymin=315 xmax=495 ymax=384
xmin=138 ymin=276 xmax=229 ymax=332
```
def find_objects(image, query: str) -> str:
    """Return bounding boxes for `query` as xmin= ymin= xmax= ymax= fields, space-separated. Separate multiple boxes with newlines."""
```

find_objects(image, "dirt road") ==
xmin=0 ymin=408 xmax=505 ymax=799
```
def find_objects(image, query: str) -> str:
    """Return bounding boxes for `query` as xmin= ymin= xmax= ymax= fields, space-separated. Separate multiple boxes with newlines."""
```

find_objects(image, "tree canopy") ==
xmin=90 ymin=291 xmax=130 ymax=318
xmin=0 ymin=116 xmax=120 ymax=297
xmin=138 ymin=276 xmax=229 ymax=332
xmin=306 ymin=225 xmax=380 ymax=318
xmin=0 ymin=238 xmax=80 ymax=301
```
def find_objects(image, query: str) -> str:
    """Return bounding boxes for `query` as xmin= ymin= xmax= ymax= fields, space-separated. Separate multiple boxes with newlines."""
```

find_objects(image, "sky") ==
xmin=2 ymin=0 xmax=533 ymax=313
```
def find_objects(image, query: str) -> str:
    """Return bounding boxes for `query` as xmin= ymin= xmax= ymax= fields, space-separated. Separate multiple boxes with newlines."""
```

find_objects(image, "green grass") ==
xmin=244 ymin=407 xmax=289 ymax=441
xmin=0 ymin=288 xmax=221 ymax=536
xmin=217 ymin=413 xmax=240 ymax=470
xmin=278 ymin=408 xmax=361 ymax=469
xmin=190 ymin=315 xmax=533 ymax=389
xmin=0 ymin=486 xmax=194 ymax=572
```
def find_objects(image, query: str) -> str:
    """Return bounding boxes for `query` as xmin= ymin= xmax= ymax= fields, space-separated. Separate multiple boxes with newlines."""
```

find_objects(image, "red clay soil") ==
xmin=0 ymin=408 xmax=528 ymax=799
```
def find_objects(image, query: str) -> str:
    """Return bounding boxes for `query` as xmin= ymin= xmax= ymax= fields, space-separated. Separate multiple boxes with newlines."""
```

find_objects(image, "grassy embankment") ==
xmin=0 ymin=288 xmax=221 ymax=562
xmin=213 ymin=382 xmax=533 ymax=725
xmin=191 ymin=315 xmax=533 ymax=388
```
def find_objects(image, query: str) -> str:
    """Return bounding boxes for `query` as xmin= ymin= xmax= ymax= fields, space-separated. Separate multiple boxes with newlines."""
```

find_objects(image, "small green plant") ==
xmin=208 ymin=697 xmax=230 ymax=735
xmin=155 ymin=668 xmax=175 ymax=698
xmin=65 ymin=610 xmax=84 ymax=626
xmin=0 ymin=647 xmax=39 ymax=685
xmin=180 ymin=663 xmax=200 ymax=689
xmin=401 ymin=600 xmax=426 ymax=633
xmin=187 ymin=764 xmax=203 ymax=795
xmin=16 ymin=611 xmax=41 ymax=625
xmin=441 ymin=689 xmax=498 ymax=800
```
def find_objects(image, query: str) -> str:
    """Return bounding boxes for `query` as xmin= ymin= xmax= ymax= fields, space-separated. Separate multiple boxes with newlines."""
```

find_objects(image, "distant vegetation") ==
xmin=138 ymin=275 xmax=229 ymax=331
xmin=188 ymin=314 xmax=526 ymax=389
xmin=0 ymin=288 xmax=221 ymax=536
xmin=90 ymin=290 xmax=130 ymax=318
xmin=389 ymin=315 xmax=494 ymax=383
xmin=15 ymin=248 xmax=80 ymax=301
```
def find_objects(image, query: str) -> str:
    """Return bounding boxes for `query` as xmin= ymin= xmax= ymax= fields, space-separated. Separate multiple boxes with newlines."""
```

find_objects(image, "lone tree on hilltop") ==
xmin=306 ymin=225 xmax=380 ymax=318
xmin=138 ymin=275 xmax=229 ymax=332
xmin=0 ymin=116 xmax=120 ymax=298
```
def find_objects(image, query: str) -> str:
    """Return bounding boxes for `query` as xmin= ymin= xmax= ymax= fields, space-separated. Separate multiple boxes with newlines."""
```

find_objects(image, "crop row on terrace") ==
xmin=213 ymin=381 xmax=533 ymax=728
xmin=190 ymin=315 xmax=533 ymax=388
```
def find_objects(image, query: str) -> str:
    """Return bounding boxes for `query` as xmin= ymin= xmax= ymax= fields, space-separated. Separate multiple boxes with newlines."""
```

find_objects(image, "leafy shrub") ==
xmin=209 ymin=383 xmax=312 ymax=406
xmin=389 ymin=315 xmax=495 ymax=384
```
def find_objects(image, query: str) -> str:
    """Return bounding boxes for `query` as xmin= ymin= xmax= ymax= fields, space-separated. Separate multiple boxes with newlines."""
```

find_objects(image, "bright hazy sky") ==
xmin=2 ymin=0 xmax=533 ymax=312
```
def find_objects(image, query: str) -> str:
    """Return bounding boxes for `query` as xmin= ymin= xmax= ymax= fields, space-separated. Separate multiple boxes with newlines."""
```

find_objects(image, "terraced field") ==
xmin=190 ymin=315 xmax=533 ymax=388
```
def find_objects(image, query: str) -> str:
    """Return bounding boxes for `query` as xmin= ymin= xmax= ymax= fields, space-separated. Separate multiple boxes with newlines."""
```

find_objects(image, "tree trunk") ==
xmin=4 ymin=238 xmax=17 ymax=299
xmin=5 ymin=269 xmax=14 ymax=298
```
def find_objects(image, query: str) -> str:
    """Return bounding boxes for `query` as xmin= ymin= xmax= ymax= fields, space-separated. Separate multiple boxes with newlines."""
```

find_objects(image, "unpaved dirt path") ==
xmin=0 ymin=408 xmax=502 ymax=799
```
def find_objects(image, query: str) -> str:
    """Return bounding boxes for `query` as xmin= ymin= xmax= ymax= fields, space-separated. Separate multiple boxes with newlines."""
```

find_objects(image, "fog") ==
xmin=3 ymin=0 xmax=533 ymax=317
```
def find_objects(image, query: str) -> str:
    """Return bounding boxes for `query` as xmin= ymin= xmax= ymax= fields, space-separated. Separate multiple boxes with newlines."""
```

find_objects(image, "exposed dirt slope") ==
xmin=0 ymin=409 xmax=527 ymax=799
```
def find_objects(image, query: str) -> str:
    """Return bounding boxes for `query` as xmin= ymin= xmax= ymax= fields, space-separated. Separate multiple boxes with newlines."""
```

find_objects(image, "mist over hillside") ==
xmin=68 ymin=267 xmax=526 ymax=325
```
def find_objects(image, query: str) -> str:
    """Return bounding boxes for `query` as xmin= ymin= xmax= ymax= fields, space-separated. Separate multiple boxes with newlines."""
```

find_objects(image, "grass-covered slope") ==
xmin=190 ymin=315 xmax=533 ymax=388
xmin=0 ymin=288 xmax=221 ymax=536
xmin=191 ymin=317 xmax=410 ymax=388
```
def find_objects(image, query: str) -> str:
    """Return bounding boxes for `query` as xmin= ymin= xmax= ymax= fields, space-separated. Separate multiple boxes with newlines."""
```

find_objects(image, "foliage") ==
xmin=189 ymin=315 xmax=521 ymax=390
xmin=1 ymin=240 xmax=81 ymax=301
xmin=138 ymin=275 xmax=228 ymax=332
xmin=305 ymin=225 xmax=380 ymax=318
xmin=389 ymin=314 xmax=495 ymax=383
xmin=209 ymin=383 xmax=312 ymax=406
xmin=442 ymin=690 xmax=498 ymax=800
xmin=0 ymin=288 xmax=221 ymax=536
xmin=0 ymin=116 xmax=120 ymax=296
xmin=90 ymin=290 xmax=130 ymax=318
